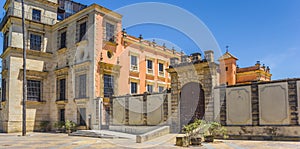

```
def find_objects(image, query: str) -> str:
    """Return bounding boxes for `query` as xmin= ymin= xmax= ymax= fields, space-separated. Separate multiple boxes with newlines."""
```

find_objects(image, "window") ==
xmin=2 ymin=79 xmax=6 ymax=101
xmin=27 ymin=80 xmax=41 ymax=101
xmin=130 ymin=82 xmax=137 ymax=94
xmin=3 ymin=32 xmax=8 ymax=51
xmin=77 ymin=74 xmax=86 ymax=98
xmin=147 ymin=84 xmax=153 ymax=93
xmin=78 ymin=108 xmax=86 ymax=126
xmin=78 ymin=22 xmax=87 ymax=42
xmin=130 ymin=55 xmax=138 ymax=71
xmin=104 ymin=74 xmax=114 ymax=97
xmin=59 ymin=109 xmax=65 ymax=122
xmin=147 ymin=60 xmax=153 ymax=74
xmin=106 ymin=22 xmax=115 ymax=42
xmin=158 ymin=86 xmax=164 ymax=93
xmin=226 ymin=67 xmax=228 ymax=71
xmin=30 ymin=34 xmax=42 ymax=51
xmin=159 ymin=63 xmax=164 ymax=76
xmin=32 ymin=9 xmax=41 ymax=22
xmin=57 ymin=78 xmax=66 ymax=100
xmin=60 ymin=31 xmax=67 ymax=49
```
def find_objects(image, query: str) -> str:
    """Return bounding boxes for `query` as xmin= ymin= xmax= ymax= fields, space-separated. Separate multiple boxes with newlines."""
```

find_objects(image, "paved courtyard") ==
xmin=0 ymin=133 xmax=299 ymax=149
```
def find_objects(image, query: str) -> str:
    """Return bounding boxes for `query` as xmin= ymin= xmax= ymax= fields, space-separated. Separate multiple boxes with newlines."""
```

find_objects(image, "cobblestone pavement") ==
xmin=0 ymin=133 xmax=299 ymax=149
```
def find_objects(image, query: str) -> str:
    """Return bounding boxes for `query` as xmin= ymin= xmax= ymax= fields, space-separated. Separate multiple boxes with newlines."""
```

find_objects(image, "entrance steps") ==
xmin=70 ymin=126 xmax=170 ymax=143
xmin=69 ymin=130 xmax=135 ymax=139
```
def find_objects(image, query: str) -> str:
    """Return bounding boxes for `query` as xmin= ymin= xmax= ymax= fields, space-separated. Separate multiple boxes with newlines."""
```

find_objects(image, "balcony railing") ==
xmin=0 ymin=7 xmax=56 ymax=28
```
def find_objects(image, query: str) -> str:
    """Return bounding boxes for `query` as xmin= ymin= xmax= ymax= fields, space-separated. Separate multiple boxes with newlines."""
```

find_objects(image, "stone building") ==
xmin=167 ymin=51 xmax=219 ymax=132
xmin=219 ymin=51 xmax=272 ymax=85
xmin=0 ymin=0 xmax=180 ymax=133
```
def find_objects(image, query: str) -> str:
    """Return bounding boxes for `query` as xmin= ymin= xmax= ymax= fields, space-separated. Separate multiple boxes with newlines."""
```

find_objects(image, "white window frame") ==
xmin=147 ymin=84 xmax=153 ymax=93
xmin=158 ymin=62 xmax=165 ymax=77
xmin=130 ymin=81 xmax=139 ymax=94
xmin=130 ymin=55 xmax=139 ymax=71
xmin=146 ymin=59 xmax=154 ymax=74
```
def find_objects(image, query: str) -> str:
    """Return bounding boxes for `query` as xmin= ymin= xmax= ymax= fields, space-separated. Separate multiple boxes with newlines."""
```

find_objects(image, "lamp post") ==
xmin=21 ymin=0 xmax=27 ymax=136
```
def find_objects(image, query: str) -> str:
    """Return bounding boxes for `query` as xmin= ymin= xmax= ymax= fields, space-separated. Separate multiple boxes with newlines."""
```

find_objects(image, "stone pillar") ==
xmin=125 ymin=95 xmax=129 ymax=125
xmin=219 ymin=85 xmax=227 ymax=125
xmin=288 ymin=80 xmax=298 ymax=125
xmin=143 ymin=92 xmax=148 ymax=125
xmin=163 ymin=93 xmax=169 ymax=122
xmin=170 ymin=72 xmax=180 ymax=133
xmin=251 ymin=82 xmax=259 ymax=126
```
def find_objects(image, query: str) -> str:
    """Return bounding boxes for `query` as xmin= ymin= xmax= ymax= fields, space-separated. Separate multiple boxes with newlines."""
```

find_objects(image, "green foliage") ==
xmin=205 ymin=121 xmax=228 ymax=138
xmin=39 ymin=121 xmax=50 ymax=132
xmin=182 ymin=120 xmax=228 ymax=139
xmin=182 ymin=119 xmax=205 ymax=137
xmin=65 ymin=120 xmax=76 ymax=132
xmin=54 ymin=121 xmax=65 ymax=130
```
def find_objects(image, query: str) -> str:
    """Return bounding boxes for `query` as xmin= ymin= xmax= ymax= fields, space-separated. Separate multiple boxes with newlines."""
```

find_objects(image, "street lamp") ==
xmin=21 ymin=0 xmax=27 ymax=136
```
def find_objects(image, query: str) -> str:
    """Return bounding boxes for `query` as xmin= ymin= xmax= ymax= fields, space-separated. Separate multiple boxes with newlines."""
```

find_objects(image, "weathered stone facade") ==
xmin=216 ymin=79 xmax=300 ymax=140
xmin=167 ymin=52 xmax=219 ymax=132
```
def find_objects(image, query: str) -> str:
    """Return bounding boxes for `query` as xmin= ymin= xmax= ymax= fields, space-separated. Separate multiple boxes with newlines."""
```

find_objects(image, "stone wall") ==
xmin=167 ymin=60 xmax=218 ymax=133
xmin=216 ymin=78 xmax=300 ymax=139
xmin=110 ymin=92 xmax=171 ymax=126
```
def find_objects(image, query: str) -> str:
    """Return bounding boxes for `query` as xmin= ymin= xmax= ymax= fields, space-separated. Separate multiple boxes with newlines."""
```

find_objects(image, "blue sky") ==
xmin=1 ymin=0 xmax=300 ymax=80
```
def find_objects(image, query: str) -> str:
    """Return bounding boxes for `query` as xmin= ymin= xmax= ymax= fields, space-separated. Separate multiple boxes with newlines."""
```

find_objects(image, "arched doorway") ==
xmin=180 ymin=82 xmax=205 ymax=130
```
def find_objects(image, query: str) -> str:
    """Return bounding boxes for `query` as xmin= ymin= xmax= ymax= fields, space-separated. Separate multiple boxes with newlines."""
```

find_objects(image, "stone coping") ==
xmin=136 ymin=126 xmax=170 ymax=143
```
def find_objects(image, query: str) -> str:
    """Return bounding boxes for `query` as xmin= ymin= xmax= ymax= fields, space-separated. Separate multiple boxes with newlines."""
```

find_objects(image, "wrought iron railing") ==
xmin=0 ymin=7 xmax=56 ymax=28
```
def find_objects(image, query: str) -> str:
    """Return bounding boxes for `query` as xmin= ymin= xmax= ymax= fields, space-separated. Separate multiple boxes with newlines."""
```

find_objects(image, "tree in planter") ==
xmin=39 ymin=121 xmax=50 ymax=132
xmin=65 ymin=120 xmax=77 ymax=134
xmin=203 ymin=121 xmax=228 ymax=142
xmin=54 ymin=121 xmax=66 ymax=133
xmin=182 ymin=119 xmax=205 ymax=146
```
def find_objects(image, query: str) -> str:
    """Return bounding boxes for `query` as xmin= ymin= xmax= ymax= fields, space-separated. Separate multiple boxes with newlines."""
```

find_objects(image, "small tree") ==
xmin=65 ymin=120 xmax=76 ymax=134
xmin=203 ymin=121 xmax=228 ymax=142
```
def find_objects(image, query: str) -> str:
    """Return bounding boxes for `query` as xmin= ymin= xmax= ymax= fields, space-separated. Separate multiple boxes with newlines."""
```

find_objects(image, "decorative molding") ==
xmin=226 ymin=86 xmax=252 ymax=125
xmin=258 ymin=82 xmax=289 ymax=125
xmin=55 ymin=67 xmax=69 ymax=76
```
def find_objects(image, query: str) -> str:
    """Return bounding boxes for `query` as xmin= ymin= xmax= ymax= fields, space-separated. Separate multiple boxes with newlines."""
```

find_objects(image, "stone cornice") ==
xmin=237 ymin=70 xmax=272 ymax=77
xmin=53 ymin=4 xmax=122 ymax=30
xmin=33 ymin=0 xmax=59 ymax=7
xmin=73 ymin=61 xmax=91 ymax=72
xmin=19 ymin=69 xmax=49 ymax=80
xmin=1 ymin=47 xmax=53 ymax=59
xmin=54 ymin=67 xmax=69 ymax=76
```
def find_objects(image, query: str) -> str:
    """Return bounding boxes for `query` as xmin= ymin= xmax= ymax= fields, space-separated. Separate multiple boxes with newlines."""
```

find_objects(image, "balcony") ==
xmin=0 ymin=7 xmax=56 ymax=29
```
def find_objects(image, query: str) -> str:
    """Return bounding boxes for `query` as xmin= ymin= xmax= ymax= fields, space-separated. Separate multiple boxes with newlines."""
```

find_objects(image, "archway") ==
xmin=180 ymin=82 xmax=205 ymax=130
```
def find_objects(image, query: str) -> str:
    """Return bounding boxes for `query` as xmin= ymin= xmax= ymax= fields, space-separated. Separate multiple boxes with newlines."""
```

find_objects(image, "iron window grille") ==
xmin=78 ymin=22 xmax=86 ymax=42
xmin=27 ymin=80 xmax=41 ymax=101
xmin=104 ymin=74 xmax=114 ymax=98
xmin=77 ymin=74 xmax=87 ymax=98
xmin=3 ymin=32 xmax=8 ymax=52
xmin=106 ymin=22 xmax=115 ymax=42
xmin=131 ymin=82 xmax=137 ymax=94
xmin=57 ymin=78 xmax=66 ymax=100
xmin=59 ymin=109 xmax=65 ymax=122
xmin=60 ymin=31 xmax=67 ymax=49
xmin=32 ymin=9 xmax=41 ymax=22
xmin=2 ymin=79 xmax=6 ymax=101
xmin=30 ymin=34 xmax=42 ymax=51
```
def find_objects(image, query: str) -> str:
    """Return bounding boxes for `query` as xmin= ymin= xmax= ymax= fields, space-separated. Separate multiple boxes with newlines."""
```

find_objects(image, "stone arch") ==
xmin=180 ymin=82 xmax=205 ymax=130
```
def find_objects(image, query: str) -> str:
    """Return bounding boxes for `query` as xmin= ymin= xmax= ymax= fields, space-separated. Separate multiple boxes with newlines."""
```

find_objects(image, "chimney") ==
xmin=170 ymin=57 xmax=179 ymax=66
xmin=181 ymin=55 xmax=190 ymax=63
xmin=190 ymin=53 xmax=202 ymax=62
xmin=204 ymin=50 xmax=214 ymax=62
